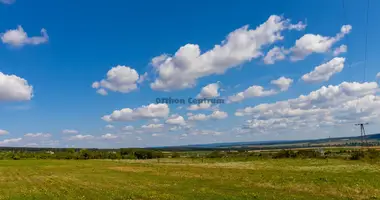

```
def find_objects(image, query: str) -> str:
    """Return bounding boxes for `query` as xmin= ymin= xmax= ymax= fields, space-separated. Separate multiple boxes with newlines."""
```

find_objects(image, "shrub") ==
xmin=12 ymin=155 xmax=21 ymax=160
xmin=367 ymin=149 xmax=380 ymax=160
xmin=171 ymin=152 xmax=180 ymax=158
xmin=273 ymin=150 xmax=296 ymax=159
xmin=123 ymin=154 xmax=136 ymax=159
xmin=296 ymin=149 xmax=320 ymax=158
xmin=206 ymin=151 xmax=225 ymax=158
xmin=350 ymin=151 xmax=365 ymax=160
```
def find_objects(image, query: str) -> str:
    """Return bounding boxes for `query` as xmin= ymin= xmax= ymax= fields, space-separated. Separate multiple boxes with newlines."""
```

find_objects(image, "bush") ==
xmin=273 ymin=150 xmax=296 ymax=159
xmin=134 ymin=150 xmax=153 ymax=159
xmin=171 ymin=152 xmax=180 ymax=158
xmin=152 ymin=151 xmax=164 ymax=158
xmin=123 ymin=154 xmax=136 ymax=159
xmin=12 ymin=155 xmax=20 ymax=160
xmin=296 ymin=149 xmax=320 ymax=158
xmin=350 ymin=151 xmax=365 ymax=160
xmin=79 ymin=149 xmax=90 ymax=160
xmin=367 ymin=149 xmax=380 ymax=160
xmin=206 ymin=151 xmax=225 ymax=158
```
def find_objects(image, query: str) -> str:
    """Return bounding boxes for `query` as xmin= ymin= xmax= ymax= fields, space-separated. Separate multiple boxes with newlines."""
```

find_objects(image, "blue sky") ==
xmin=1 ymin=0 xmax=380 ymax=148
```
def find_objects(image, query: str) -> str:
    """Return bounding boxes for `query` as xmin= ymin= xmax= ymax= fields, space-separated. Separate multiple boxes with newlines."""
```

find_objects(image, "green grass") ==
xmin=0 ymin=159 xmax=380 ymax=200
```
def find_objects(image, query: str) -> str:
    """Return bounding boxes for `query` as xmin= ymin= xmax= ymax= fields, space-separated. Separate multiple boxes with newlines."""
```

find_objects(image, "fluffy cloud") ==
xmin=102 ymin=103 xmax=169 ymax=122
xmin=24 ymin=133 xmax=51 ymax=138
xmin=235 ymin=81 xmax=380 ymax=133
xmin=228 ymin=85 xmax=277 ymax=103
xmin=263 ymin=46 xmax=287 ymax=64
xmin=1 ymin=26 xmax=48 ymax=47
xmin=196 ymin=83 xmax=220 ymax=98
xmin=0 ymin=138 xmax=22 ymax=145
xmin=0 ymin=72 xmax=33 ymax=101
xmin=376 ymin=72 xmax=380 ymax=79
xmin=189 ymin=130 xmax=222 ymax=136
xmin=150 ymin=15 xmax=305 ymax=91
xmin=105 ymin=124 xmax=114 ymax=129
xmin=96 ymin=88 xmax=108 ymax=96
xmin=101 ymin=133 xmax=118 ymax=139
xmin=270 ymin=77 xmax=293 ymax=91
xmin=62 ymin=129 xmax=78 ymax=134
xmin=39 ymin=140 xmax=59 ymax=147
xmin=333 ymin=45 xmax=347 ymax=56
xmin=92 ymin=66 xmax=140 ymax=95
xmin=121 ymin=126 xmax=134 ymax=131
xmin=137 ymin=72 xmax=149 ymax=84
xmin=169 ymin=126 xmax=182 ymax=132
xmin=188 ymin=110 xmax=228 ymax=121
xmin=68 ymin=134 xmax=94 ymax=140
xmin=188 ymin=113 xmax=209 ymax=121
xmin=302 ymin=57 xmax=345 ymax=83
xmin=141 ymin=124 xmax=164 ymax=130
xmin=290 ymin=25 xmax=352 ymax=61
xmin=210 ymin=110 xmax=228 ymax=119
xmin=165 ymin=115 xmax=186 ymax=126
xmin=0 ymin=129 xmax=9 ymax=135
xmin=187 ymin=102 xmax=212 ymax=110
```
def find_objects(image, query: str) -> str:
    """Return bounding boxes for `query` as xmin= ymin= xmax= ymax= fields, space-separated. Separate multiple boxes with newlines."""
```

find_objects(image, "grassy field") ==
xmin=0 ymin=159 xmax=379 ymax=200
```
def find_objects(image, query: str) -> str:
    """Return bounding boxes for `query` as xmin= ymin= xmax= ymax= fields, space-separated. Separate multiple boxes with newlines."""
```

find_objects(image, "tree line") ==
xmin=0 ymin=148 xmax=166 ymax=160
xmin=1 ymin=147 xmax=380 ymax=161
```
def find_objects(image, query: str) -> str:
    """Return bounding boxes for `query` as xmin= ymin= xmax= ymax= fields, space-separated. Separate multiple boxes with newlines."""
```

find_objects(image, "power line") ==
xmin=363 ymin=0 xmax=370 ymax=83
xmin=352 ymin=1 xmax=371 ymax=150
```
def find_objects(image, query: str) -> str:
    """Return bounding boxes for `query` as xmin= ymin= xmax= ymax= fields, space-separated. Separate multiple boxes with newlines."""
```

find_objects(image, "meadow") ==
xmin=0 ymin=158 xmax=379 ymax=200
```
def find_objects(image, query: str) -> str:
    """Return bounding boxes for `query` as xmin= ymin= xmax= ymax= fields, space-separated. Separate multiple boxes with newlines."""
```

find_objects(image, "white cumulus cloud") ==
xmin=235 ymin=82 xmax=380 ymax=133
xmin=0 ymin=138 xmax=22 ymax=145
xmin=0 ymin=72 xmax=33 ymax=101
xmin=210 ymin=110 xmax=228 ymax=119
xmin=333 ymin=45 xmax=347 ymax=56
xmin=121 ymin=126 xmax=134 ymax=131
xmin=0 ymin=129 xmax=9 ymax=135
xmin=105 ymin=124 xmax=114 ymax=129
xmin=188 ymin=113 xmax=209 ymax=121
xmin=62 ymin=129 xmax=79 ymax=134
xmin=68 ymin=134 xmax=94 ymax=140
xmin=165 ymin=115 xmax=186 ymax=126
xmin=92 ymin=65 xmax=140 ymax=95
xmin=24 ymin=133 xmax=51 ymax=138
xmin=228 ymin=85 xmax=277 ymax=103
xmin=141 ymin=124 xmax=164 ymax=129
xmin=101 ymin=133 xmax=118 ymax=139
xmin=290 ymin=25 xmax=352 ymax=61
xmin=188 ymin=110 xmax=228 ymax=121
xmin=1 ymin=26 xmax=48 ymax=47
xmin=270 ymin=77 xmax=293 ymax=91
xmin=196 ymin=82 xmax=220 ymax=98
xmin=189 ymin=130 xmax=222 ymax=136
xmin=102 ymin=103 xmax=169 ymax=122
xmin=150 ymin=15 xmax=305 ymax=91
xmin=187 ymin=102 xmax=212 ymax=111
xmin=377 ymin=72 xmax=380 ymax=79
xmin=263 ymin=46 xmax=287 ymax=64
xmin=302 ymin=57 xmax=345 ymax=83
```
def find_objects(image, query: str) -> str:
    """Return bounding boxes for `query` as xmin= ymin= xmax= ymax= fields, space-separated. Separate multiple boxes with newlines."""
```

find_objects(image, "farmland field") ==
xmin=0 ymin=159 xmax=380 ymax=200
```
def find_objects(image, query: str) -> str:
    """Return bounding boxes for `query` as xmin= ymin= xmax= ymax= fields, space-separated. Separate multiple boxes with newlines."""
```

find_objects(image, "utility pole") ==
xmin=355 ymin=123 xmax=369 ymax=149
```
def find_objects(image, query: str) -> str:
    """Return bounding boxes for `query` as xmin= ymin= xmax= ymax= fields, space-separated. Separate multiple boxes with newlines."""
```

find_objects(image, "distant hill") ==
xmin=150 ymin=133 xmax=380 ymax=150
